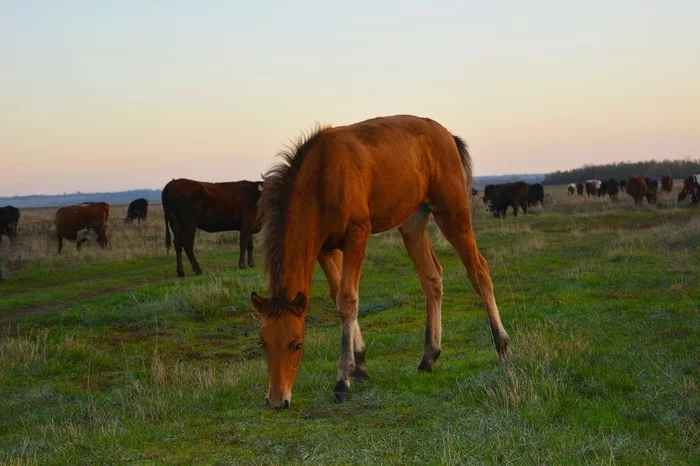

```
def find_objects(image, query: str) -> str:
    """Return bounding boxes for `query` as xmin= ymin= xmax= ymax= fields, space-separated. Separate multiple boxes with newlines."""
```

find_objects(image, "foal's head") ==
xmin=251 ymin=291 xmax=307 ymax=409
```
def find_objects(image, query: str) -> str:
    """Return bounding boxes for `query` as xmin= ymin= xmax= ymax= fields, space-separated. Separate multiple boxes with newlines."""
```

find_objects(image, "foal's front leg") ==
xmin=332 ymin=226 xmax=369 ymax=402
xmin=319 ymin=249 xmax=369 ymax=383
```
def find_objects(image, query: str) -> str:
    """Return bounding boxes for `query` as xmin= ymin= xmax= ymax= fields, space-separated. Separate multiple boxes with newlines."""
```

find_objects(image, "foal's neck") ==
xmin=272 ymin=203 xmax=322 ymax=306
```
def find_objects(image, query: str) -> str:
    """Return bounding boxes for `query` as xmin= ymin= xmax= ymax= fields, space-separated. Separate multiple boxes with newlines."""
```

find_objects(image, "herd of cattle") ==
xmin=474 ymin=182 xmax=544 ymax=218
xmin=564 ymin=174 xmax=700 ymax=206
xmin=0 ymin=174 xmax=698 ymax=280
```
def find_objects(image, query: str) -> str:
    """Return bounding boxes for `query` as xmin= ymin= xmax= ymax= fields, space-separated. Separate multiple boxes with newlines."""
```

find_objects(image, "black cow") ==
xmin=527 ymin=183 xmax=544 ymax=207
xmin=0 ymin=206 xmax=20 ymax=243
xmin=487 ymin=182 xmax=529 ymax=218
xmin=644 ymin=178 xmax=659 ymax=193
xmin=125 ymin=198 xmax=149 ymax=223
xmin=619 ymin=179 xmax=627 ymax=192
xmin=605 ymin=178 xmax=619 ymax=199
xmin=482 ymin=184 xmax=494 ymax=205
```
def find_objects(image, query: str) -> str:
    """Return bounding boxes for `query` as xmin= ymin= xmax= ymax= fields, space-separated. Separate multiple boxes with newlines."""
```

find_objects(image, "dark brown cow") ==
xmin=162 ymin=178 xmax=263 ymax=276
xmin=125 ymin=198 xmax=148 ymax=223
xmin=567 ymin=184 xmax=575 ymax=196
xmin=585 ymin=182 xmax=598 ymax=196
xmin=678 ymin=175 xmax=700 ymax=204
xmin=576 ymin=183 xmax=584 ymax=196
xmin=660 ymin=176 xmax=673 ymax=193
xmin=55 ymin=202 xmax=110 ymax=253
xmin=643 ymin=177 xmax=658 ymax=204
xmin=619 ymin=179 xmax=627 ymax=192
xmin=0 ymin=206 xmax=20 ymax=243
xmin=626 ymin=176 xmax=647 ymax=205
xmin=487 ymin=182 xmax=529 ymax=218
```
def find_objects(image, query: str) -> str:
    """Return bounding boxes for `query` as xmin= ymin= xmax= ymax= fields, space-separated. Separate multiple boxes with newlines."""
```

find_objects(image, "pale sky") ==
xmin=1 ymin=1 xmax=699 ymax=196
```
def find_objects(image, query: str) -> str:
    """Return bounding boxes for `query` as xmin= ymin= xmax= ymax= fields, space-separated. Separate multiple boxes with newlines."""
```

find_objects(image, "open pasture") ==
xmin=1 ymin=185 xmax=698 ymax=464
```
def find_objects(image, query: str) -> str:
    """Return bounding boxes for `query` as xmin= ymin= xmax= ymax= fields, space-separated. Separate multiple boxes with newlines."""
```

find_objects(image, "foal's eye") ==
xmin=293 ymin=343 xmax=302 ymax=352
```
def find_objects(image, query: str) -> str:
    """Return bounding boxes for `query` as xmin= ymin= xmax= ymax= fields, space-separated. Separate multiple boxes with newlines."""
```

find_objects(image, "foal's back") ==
xmin=296 ymin=115 xmax=466 ymax=235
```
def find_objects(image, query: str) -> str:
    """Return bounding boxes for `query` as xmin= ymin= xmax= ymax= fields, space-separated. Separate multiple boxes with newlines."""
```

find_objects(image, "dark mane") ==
xmin=260 ymin=124 xmax=331 ymax=301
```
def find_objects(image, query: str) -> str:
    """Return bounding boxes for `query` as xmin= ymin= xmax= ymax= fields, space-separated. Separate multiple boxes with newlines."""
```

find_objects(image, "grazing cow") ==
xmin=596 ymin=180 xmax=608 ymax=197
xmin=644 ymin=177 xmax=659 ymax=192
xmin=605 ymin=178 xmax=619 ymax=199
xmin=585 ymin=181 xmax=598 ymax=197
xmin=55 ymin=202 xmax=110 ymax=253
xmin=643 ymin=178 xmax=658 ymax=204
xmin=567 ymin=183 xmax=576 ymax=196
xmin=682 ymin=174 xmax=700 ymax=193
xmin=626 ymin=176 xmax=648 ymax=205
xmin=487 ymin=182 xmax=529 ymax=218
xmin=527 ymin=183 xmax=544 ymax=207
xmin=576 ymin=183 xmax=584 ymax=196
xmin=0 ymin=206 xmax=20 ymax=243
xmin=678 ymin=175 xmax=700 ymax=205
xmin=125 ymin=198 xmax=148 ymax=223
xmin=470 ymin=188 xmax=479 ymax=199
xmin=660 ymin=176 xmax=673 ymax=193
xmin=162 ymin=178 xmax=263 ymax=276
xmin=482 ymin=184 xmax=494 ymax=205
xmin=619 ymin=179 xmax=627 ymax=192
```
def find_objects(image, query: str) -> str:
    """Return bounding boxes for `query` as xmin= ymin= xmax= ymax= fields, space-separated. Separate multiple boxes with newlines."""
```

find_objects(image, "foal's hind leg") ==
xmin=399 ymin=210 xmax=444 ymax=372
xmin=432 ymin=206 xmax=510 ymax=360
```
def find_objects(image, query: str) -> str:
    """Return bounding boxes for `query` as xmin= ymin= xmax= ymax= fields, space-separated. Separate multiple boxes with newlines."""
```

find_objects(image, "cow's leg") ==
xmin=332 ymin=223 xmax=370 ymax=402
xmin=182 ymin=226 xmax=202 ymax=275
xmin=57 ymin=234 xmax=63 ymax=254
xmin=431 ymin=194 xmax=510 ymax=362
xmin=399 ymin=209 xmax=444 ymax=372
xmin=238 ymin=227 xmax=249 ymax=269
xmin=246 ymin=232 xmax=255 ymax=267
xmin=172 ymin=223 xmax=185 ymax=277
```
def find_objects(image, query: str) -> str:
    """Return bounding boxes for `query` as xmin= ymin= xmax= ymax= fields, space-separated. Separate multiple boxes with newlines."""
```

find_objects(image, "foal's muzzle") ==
xmin=264 ymin=396 xmax=290 ymax=410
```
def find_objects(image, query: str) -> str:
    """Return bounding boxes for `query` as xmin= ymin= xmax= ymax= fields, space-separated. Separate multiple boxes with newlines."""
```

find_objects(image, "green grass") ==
xmin=0 ymin=189 xmax=699 ymax=464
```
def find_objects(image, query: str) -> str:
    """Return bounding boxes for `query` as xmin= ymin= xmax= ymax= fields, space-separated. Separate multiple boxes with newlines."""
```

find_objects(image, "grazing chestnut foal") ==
xmin=251 ymin=115 xmax=510 ymax=409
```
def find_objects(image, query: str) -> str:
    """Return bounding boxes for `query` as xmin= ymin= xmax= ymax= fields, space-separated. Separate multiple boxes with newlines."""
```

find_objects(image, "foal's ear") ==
xmin=251 ymin=292 xmax=267 ymax=313
xmin=291 ymin=292 xmax=307 ymax=315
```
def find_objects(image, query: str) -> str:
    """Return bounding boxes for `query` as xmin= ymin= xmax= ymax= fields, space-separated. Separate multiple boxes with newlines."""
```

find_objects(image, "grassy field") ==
xmin=1 ymin=186 xmax=698 ymax=464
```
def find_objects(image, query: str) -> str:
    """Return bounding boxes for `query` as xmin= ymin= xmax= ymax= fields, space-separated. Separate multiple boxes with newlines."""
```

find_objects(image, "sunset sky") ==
xmin=1 ymin=1 xmax=698 ymax=196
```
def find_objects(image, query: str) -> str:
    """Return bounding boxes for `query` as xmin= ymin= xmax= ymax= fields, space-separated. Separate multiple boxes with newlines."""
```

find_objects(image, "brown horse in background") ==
xmin=251 ymin=115 xmax=510 ymax=409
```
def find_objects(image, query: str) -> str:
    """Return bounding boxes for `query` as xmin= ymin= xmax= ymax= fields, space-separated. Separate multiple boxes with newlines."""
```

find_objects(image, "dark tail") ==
xmin=164 ymin=208 xmax=171 ymax=254
xmin=452 ymin=135 xmax=473 ymax=191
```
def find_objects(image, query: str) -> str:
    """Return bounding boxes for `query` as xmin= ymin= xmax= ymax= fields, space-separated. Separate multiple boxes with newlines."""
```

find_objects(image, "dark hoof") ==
xmin=352 ymin=367 xmax=370 ymax=381
xmin=496 ymin=334 xmax=511 ymax=363
xmin=248 ymin=262 xmax=255 ymax=268
xmin=177 ymin=271 xmax=185 ymax=278
xmin=332 ymin=381 xmax=351 ymax=403
xmin=195 ymin=269 xmax=203 ymax=276
xmin=418 ymin=349 xmax=440 ymax=372
xmin=418 ymin=358 xmax=434 ymax=372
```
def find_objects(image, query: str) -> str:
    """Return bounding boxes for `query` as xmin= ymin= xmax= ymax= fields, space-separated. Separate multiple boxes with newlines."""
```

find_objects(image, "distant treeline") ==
xmin=0 ymin=189 xmax=162 ymax=209
xmin=474 ymin=174 xmax=544 ymax=188
xmin=544 ymin=159 xmax=700 ymax=185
